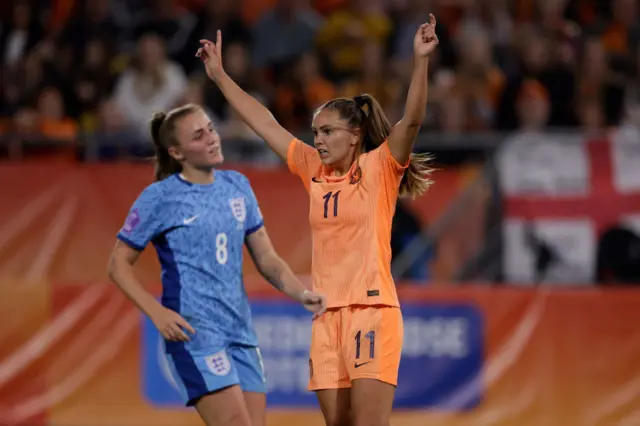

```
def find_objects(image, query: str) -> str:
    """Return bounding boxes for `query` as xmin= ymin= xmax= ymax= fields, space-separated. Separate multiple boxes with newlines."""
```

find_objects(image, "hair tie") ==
xmin=353 ymin=95 xmax=369 ymax=116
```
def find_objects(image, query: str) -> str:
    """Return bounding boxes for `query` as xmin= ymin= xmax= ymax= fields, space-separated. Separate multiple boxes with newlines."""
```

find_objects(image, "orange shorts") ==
xmin=308 ymin=305 xmax=403 ymax=391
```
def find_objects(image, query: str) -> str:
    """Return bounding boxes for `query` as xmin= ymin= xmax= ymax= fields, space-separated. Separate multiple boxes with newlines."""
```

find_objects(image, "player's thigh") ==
xmin=343 ymin=306 xmax=403 ymax=386
xmin=343 ymin=307 xmax=402 ymax=426
xmin=315 ymin=388 xmax=351 ymax=426
xmin=242 ymin=391 xmax=266 ymax=426
xmin=165 ymin=346 xmax=242 ymax=407
xmin=195 ymin=384 xmax=252 ymax=426
xmin=227 ymin=345 xmax=268 ymax=426
xmin=308 ymin=309 xmax=350 ymax=392
xmin=350 ymin=378 xmax=395 ymax=426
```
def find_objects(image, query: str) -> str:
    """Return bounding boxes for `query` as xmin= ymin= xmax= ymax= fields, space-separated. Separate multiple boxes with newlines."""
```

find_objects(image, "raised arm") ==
xmin=197 ymin=31 xmax=294 ymax=161
xmin=388 ymin=14 xmax=439 ymax=165
xmin=245 ymin=227 xmax=326 ymax=317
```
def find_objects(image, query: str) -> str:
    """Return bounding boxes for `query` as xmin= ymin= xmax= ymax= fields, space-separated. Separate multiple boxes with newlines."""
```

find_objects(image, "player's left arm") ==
xmin=239 ymin=173 xmax=325 ymax=315
xmin=388 ymin=14 xmax=438 ymax=165
xmin=245 ymin=227 xmax=304 ymax=299
xmin=245 ymin=228 xmax=326 ymax=316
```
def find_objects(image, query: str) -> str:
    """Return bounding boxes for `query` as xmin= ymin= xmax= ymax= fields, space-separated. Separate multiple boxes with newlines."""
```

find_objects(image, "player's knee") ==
xmin=205 ymin=409 xmax=251 ymax=426
xmin=198 ymin=397 xmax=252 ymax=426
xmin=322 ymin=407 xmax=351 ymax=426
xmin=352 ymin=413 xmax=389 ymax=426
xmin=324 ymin=414 xmax=351 ymax=426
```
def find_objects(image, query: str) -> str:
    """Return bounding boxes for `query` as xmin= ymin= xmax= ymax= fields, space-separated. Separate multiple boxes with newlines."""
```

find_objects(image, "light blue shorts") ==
xmin=165 ymin=344 xmax=267 ymax=406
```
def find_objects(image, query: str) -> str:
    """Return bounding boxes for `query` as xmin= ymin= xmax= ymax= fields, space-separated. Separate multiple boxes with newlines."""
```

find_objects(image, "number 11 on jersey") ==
xmin=322 ymin=191 xmax=340 ymax=218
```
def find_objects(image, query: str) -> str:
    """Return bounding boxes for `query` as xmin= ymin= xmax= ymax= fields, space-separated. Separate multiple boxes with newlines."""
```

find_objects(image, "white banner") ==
xmin=610 ymin=125 xmax=640 ymax=193
xmin=497 ymin=133 xmax=590 ymax=197
xmin=502 ymin=218 xmax=596 ymax=284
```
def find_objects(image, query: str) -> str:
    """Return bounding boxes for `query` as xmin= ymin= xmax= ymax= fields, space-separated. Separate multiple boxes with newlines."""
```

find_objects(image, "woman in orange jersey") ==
xmin=197 ymin=15 xmax=438 ymax=426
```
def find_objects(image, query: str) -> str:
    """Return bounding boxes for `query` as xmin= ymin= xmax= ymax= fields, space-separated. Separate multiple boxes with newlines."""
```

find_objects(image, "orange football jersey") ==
xmin=287 ymin=138 xmax=408 ymax=308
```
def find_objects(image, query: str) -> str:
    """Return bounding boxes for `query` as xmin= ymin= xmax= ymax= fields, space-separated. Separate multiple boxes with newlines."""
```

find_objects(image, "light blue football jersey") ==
xmin=117 ymin=171 xmax=263 ymax=354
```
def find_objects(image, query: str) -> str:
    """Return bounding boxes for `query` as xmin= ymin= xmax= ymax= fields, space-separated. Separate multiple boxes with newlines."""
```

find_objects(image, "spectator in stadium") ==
xmin=316 ymin=0 xmax=392 ymax=81
xmin=601 ymin=0 xmax=640 ymax=58
xmin=60 ymin=0 xmax=123 ymax=60
xmin=72 ymin=38 xmax=117 ymax=131
xmin=621 ymin=46 xmax=640 ymax=127
xmin=391 ymin=0 xmax=436 ymax=65
xmin=85 ymin=98 xmax=139 ymax=161
xmin=113 ymin=32 xmax=187 ymax=146
xmin=273 ymin=51 xmax=336 ymax=131
xmin=0 ymin=1 xmax=42 ymax=68
xmin=12 ymin=86 xmax=77 ymax=144
xmin=204 ymin=41 xmax=256 ymax=123
xmin=579 ymin=98 xmax=607 ymax=138
xmin=200 ymin=0 xmax=253 ymax=48
xmin=35 ymin=86 xmax=78 ymax=143
xmin=516 ymin=80 xmax=551 ymax=133
xmin=452 ymin=26 xmax=505 ymax=131
xmin=337 ymin=41 xmax=404 ymax=123
xmin=132 ymin=0 xmax=201 ymax=74
xmin=578 ymin=35 xmax=628 ymax=126
xmin=251 ymin=0 xmax=323 ymax=71
xmin=437 ymin=86 xmax=467 ymax=135
xmin=495 ymin=27 xmax=577 ymax=130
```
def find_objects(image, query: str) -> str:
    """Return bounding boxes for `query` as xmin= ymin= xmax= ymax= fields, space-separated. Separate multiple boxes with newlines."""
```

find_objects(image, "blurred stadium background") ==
xmin=1 ymin=0 xmax=640 ymax=424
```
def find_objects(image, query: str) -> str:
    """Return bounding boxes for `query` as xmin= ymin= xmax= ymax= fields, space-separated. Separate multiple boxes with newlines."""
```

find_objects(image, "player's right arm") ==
xmin=108 ymin=188 xmax=195 ymax=341
xmin=197 ymin=31 xmax=294 ymax=161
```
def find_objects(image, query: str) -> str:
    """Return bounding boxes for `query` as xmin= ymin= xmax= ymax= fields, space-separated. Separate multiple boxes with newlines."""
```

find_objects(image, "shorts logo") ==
xmin=205 ymin=350 xmax=231 ymax=376
xmin=122 ymin=209 xmax=140 ymax=234
xmin=157 ymin=339 xmax=180 ymax=391
xmin=255 ymin=347 xmax=266 ymax=383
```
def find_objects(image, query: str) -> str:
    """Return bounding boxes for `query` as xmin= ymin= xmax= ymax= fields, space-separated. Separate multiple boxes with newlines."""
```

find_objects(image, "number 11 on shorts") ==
xmin=354 ymin=330 xmax=375 ymax=368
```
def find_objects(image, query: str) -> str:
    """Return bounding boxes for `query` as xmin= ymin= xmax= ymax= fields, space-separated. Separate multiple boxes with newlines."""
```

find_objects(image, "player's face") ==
xmin=174 ymin=110 xmax=224 ymax=168
xmin=312 ymin=109 xmax=359 ymax=166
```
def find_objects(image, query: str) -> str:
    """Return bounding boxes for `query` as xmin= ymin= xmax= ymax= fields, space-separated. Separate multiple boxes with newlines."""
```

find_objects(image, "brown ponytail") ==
xmin=149 ymin=103 xmax=201 ymax=181
xmin=320 ymin=94 xmax=434 ymax=198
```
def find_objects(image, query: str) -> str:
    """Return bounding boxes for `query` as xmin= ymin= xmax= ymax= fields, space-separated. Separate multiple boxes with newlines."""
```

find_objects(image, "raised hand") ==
xmin=196 ymin=30 xmax=225 ymax=83
xmin=414 ymin=14 xmax=439 ymax=58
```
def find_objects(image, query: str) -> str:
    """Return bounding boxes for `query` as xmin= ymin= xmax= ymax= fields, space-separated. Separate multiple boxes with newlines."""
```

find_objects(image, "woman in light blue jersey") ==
xmin=107 ymin=103 xmax=326 ymax=426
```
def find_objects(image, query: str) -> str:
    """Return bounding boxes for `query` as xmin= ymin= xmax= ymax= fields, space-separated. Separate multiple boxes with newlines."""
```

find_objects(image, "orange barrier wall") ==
xmin=2 ymin=283 xmax=640 ymax=426
xmin=0 ymin=162 xmax=481 ymax=284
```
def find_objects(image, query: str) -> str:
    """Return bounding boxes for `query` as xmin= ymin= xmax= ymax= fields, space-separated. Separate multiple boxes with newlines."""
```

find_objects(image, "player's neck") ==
xmin=331 ymin=153 xmax=357 ymax=177
xmin=180 ymin=168 xmax=215 ymax=185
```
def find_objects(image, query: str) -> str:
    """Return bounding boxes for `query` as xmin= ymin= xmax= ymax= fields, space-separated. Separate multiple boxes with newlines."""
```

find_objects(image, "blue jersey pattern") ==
xmin=117 ymin=171 xmax=263 ymax=354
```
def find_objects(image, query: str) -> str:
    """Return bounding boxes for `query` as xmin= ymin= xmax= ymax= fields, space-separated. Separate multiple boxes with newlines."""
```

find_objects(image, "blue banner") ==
xmin=142 ymin=301 xmax=484 ymax=410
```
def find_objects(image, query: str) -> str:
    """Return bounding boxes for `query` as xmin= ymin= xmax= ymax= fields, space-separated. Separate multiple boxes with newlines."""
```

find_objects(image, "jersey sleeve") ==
xmin=243 ymin=181 xmax=264 ymax=236
xmin=286 ymin=138 xmax=321 ymax=191
xmin=369 ymin=140 xmax=410 ymax=202
xmin=116 ymin=186 xmax=163 ymax=251
xmin=378 ymin=140 xmax=410 ymax=179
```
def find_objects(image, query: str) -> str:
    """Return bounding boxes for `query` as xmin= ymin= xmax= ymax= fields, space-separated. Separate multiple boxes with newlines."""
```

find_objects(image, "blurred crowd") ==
xmin=0 ymin=0 xmax=639 ymax=161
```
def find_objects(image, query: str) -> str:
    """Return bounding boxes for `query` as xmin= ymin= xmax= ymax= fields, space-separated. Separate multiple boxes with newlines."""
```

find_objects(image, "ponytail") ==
xmin=323 ymin=95 xmax=434 ymax=199
xmin=400 ymin=152 xmax=435 ymax=199
xmin=353 ymin=94 xmax=391 ymax=152
xmin=149 ymin=104 xmax=202 ymax=181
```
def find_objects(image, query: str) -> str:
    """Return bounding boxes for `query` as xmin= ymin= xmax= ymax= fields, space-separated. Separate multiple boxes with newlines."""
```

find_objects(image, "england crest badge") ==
xmin=229 ymin=197 xmax=246 ymax=230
